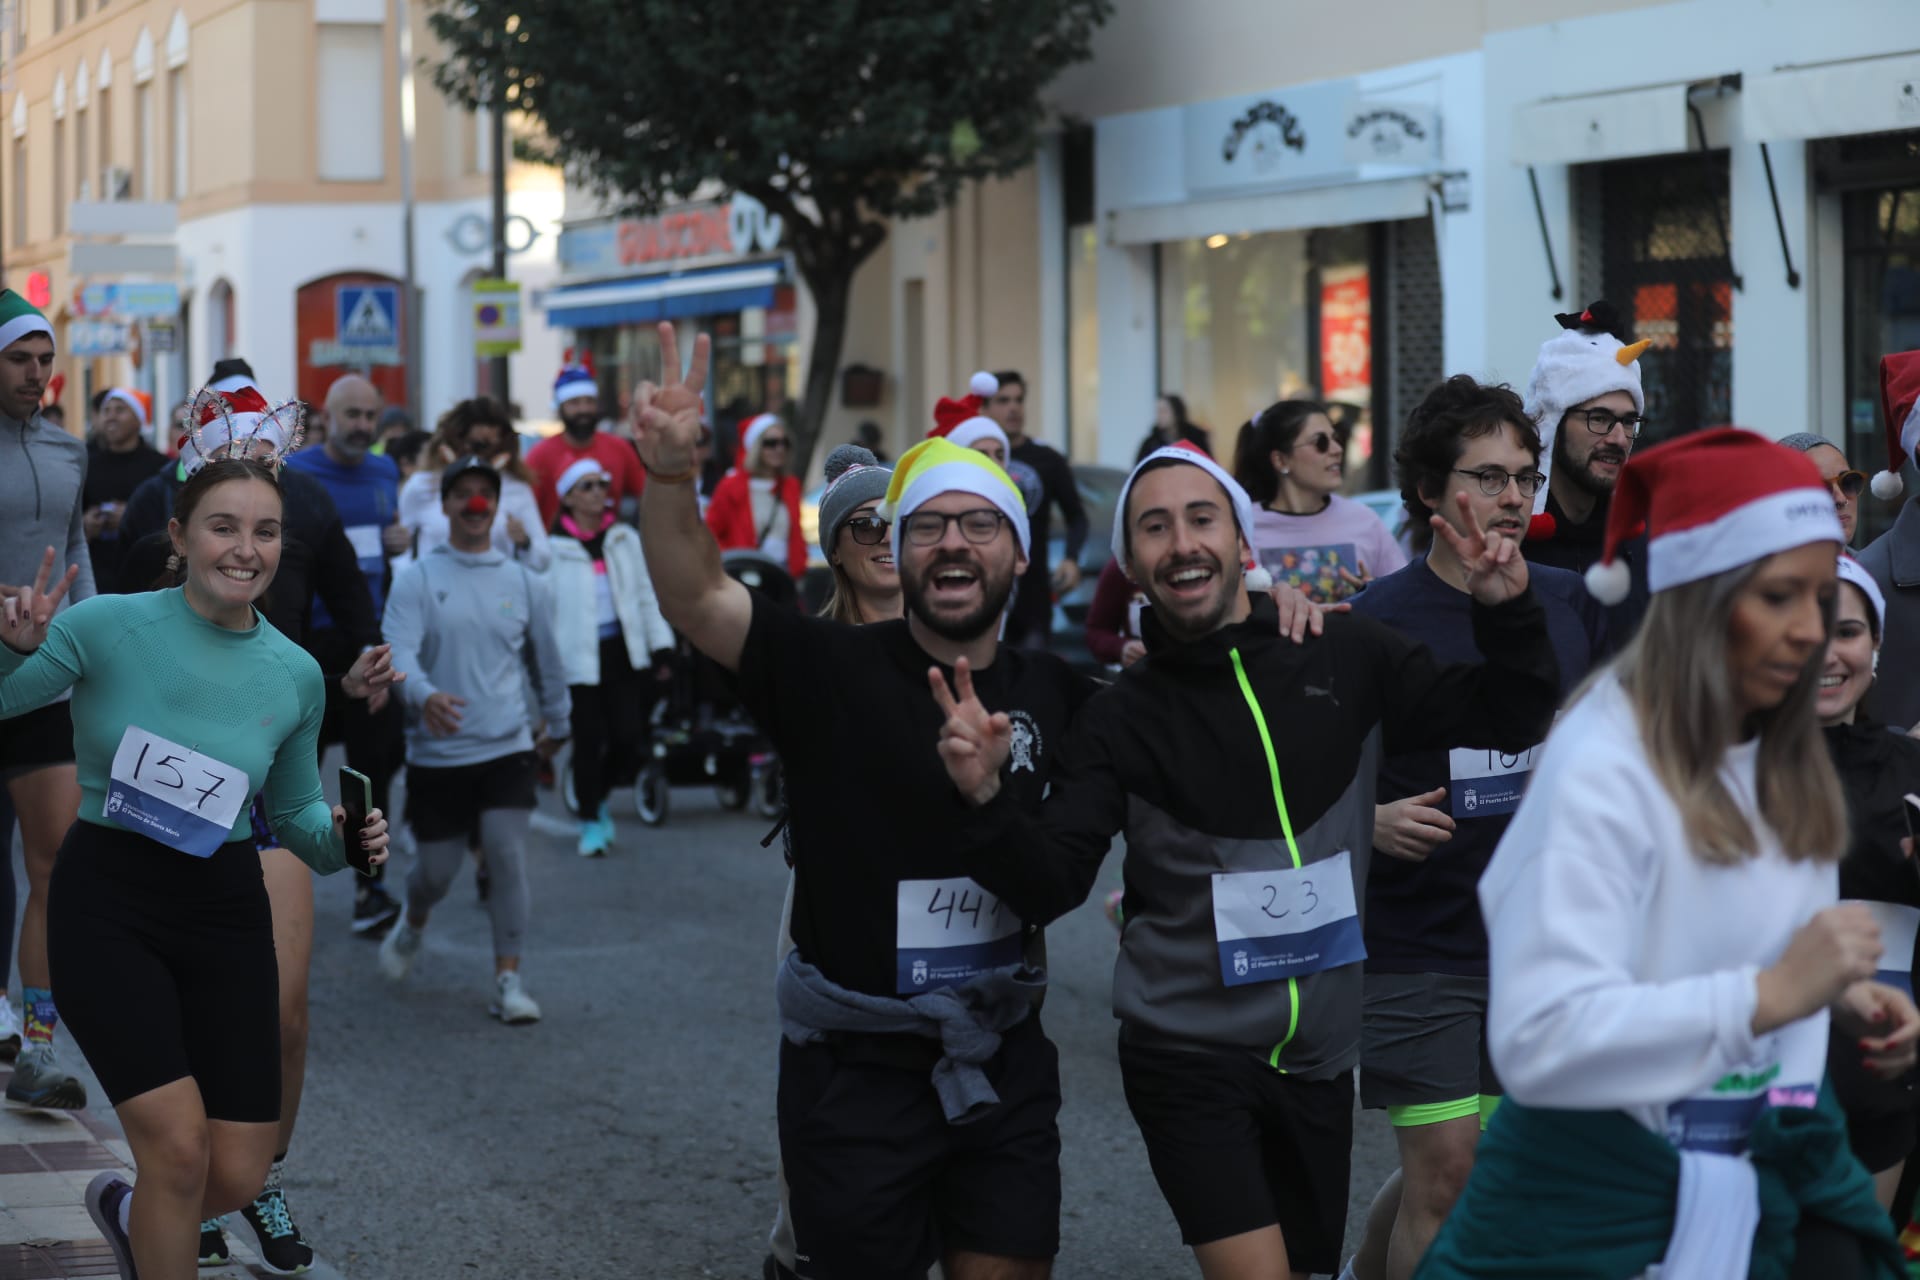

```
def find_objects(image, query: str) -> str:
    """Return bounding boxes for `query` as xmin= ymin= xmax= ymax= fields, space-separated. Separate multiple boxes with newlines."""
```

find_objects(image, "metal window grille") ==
xmin=1575 ymin=152 xmax=1734 ymax=444
xmin=1386 ymin=214 xmax=1444 ymax=457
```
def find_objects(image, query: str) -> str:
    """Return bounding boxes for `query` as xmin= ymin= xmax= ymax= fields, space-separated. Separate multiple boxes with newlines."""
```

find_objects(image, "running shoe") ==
xmin=351 ymin=882 xmax=403 ymax=936
xmin=489 ymin=971 xmax=541 ymax=1024
xmin=6 ymin=1042 xmax=87 ymax=1110
xmin=239 ymin=1185 xmax=314 ymax=1275
xmin=0 ymin=1000 xmax=20 ymax=1063
xmin=199 ymin=1217 xmax=230 ymax=1266
xmin=576 ymin=812 xmax=612 ymax=858
xmin=84 ymin=1172 xmax=137 ymax=1280
xmin=378 ymin=919 xmax=423 ymax=982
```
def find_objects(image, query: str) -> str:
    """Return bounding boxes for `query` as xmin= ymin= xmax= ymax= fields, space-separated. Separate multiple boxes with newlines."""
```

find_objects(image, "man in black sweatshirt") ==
xmin=933 ymin=446 xmax=1560 ymax=1280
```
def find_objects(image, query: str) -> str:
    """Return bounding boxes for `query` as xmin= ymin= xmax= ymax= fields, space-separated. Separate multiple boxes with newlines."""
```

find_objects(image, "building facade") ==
xmin=2 ymin=0 xmax=564 ymax=437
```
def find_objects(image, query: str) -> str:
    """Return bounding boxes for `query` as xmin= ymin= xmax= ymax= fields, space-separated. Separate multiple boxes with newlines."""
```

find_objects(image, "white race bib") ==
xmin=1665 ymin=1025 xmax=1827 ymax=1154
xmin=1447 ymin=745 xmax=1542 ymax=818
xmin=895 ymin=877 xmax=1023 ymax=995
xmin=1212 ymin=851 xmax=1365 ymax=987
xmin=105 ymin=726 xmax=250 ymax=858
xmin=344 ymin=523 xmax=386 ymax=562
xmin=1851 ymin=899 xmax=1919 ymax=997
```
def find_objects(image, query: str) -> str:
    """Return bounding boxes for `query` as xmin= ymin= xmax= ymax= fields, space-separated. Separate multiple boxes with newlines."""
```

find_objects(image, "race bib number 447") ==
xmin=895 ymin=877 xmax=1023 ymax=995
xmin=1212 ymin=852 xmax=1365 ymax=987
xmin=105 ymin=726 xmax=250 ymax=858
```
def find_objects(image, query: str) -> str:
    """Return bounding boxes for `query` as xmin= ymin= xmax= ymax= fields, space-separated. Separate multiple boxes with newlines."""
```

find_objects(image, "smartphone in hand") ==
xmin=341 ymin=766 xmax=374 ymax=876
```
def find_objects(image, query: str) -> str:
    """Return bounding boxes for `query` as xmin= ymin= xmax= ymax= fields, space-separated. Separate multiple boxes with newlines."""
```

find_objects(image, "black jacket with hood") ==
xmin=958 ymin=589 xmax=1560 ymax=1079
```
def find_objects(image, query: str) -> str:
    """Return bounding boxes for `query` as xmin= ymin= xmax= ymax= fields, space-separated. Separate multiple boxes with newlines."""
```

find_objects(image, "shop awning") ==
xmin=542 ymin=261 xmax=782 ymax=329
xmin=1745 ymin=52 xmax=1920 ymax=142
xmin=1511 ymin=81 xmax=1705 ymax=166
xmin=1107 ymin=175 xmax=1432 ymax=247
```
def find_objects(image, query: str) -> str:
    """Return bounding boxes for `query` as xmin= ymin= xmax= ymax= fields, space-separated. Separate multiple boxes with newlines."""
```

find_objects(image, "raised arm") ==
xmin=634 ymin=321 xmax=752 ymax=672
xmin=0 ymin=549 xmax=86 ymax=716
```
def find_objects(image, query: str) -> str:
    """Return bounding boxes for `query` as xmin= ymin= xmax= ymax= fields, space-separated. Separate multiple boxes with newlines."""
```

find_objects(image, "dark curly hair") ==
xmin=1393 ymin=376 xmax=1539 ymax=549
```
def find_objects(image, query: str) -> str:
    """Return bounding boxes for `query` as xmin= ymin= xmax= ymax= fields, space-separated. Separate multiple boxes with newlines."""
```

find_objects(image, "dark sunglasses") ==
xmin=572 ymin=478 xmax=609 ymax=491
xmin=760 ymin=437 xmax=792 ymax=451
xmin=1826 ymin=470 xmax=1867 ymax=500
xmin=1287 ymin=429 xmax=1345 ymax=454
xmin=843 ymin=514 xmax=890 ymax=545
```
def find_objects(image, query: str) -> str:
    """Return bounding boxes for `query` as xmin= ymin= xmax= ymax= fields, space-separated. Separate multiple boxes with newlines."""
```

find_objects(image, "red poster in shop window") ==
xmin=1320 ymin=266 xmax=1371 ymax=402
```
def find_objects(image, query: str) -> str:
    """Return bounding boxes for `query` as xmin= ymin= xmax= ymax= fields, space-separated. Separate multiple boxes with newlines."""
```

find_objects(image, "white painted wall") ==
xmin=1479 ymin=0 xmax=1913 ymax=437
xmin=175 ymin=189 xmax=564 ymax=418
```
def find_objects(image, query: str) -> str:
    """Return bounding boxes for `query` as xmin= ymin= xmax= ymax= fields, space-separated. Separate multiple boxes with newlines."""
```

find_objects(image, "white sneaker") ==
xmin=489 ymin=971 xmax=541 ymax=1025
xmin=0 ymin=999 xmax=20 ymax=1064
xmin=379 ymin=919 xmax=423 ymax=982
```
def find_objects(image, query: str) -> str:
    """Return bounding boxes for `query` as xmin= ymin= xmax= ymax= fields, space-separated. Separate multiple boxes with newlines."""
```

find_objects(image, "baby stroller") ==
xmin=628 ymin=549 xmax=791 ymax=827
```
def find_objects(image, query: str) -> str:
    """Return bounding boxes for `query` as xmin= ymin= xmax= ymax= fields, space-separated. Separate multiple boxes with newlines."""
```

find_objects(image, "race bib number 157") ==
xmin=104 ymin=726 xmax=250 ymax=858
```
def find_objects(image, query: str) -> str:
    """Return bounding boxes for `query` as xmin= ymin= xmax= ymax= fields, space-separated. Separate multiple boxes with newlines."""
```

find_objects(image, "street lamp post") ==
xmin=489 ymin=65 xmax=509 ymax=409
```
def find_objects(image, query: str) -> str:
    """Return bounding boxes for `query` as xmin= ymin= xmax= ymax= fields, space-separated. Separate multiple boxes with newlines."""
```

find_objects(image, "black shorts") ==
xmin=405 ymin=752 xmax=537 ymax=843
xmin=47 ymin=819 xmax=280 ymax=1122
xmin=1119 ymin=1031 xmax=1352 ymax=1268
xmin=778 ymin=1014 xmax=1061 ymax=1278
xmin=0 ymin=700 xmax=76 ymax=780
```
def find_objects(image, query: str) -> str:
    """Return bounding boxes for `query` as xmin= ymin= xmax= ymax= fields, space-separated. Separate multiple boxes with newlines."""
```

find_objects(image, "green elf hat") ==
xmin=0 ymin=289 xmax=53 ymax=353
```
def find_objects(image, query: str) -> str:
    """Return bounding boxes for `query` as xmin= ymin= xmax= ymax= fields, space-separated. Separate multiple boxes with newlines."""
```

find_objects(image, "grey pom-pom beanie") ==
xmin=818 ymin=444 xmax=894 ymax=562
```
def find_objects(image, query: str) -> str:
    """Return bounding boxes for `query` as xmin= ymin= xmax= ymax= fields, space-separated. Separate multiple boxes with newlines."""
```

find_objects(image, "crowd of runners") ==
xmin=6 ymin=271 xmax=1920 ymax=1280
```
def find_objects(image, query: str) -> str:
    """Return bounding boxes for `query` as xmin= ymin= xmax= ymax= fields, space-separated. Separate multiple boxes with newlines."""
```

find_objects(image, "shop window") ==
xmin=1821 ymin=130 xmax=1920 ymax=546
xmin=1575 ymin=152 xmax=1734 ymax=444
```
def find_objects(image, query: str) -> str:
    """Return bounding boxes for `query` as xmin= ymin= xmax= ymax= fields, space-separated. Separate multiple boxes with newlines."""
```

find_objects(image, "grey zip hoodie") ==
xmin=382 ymin=543 xmax=571 ymax=768
xmin=1 ymin=410 xmax=95 ymax=603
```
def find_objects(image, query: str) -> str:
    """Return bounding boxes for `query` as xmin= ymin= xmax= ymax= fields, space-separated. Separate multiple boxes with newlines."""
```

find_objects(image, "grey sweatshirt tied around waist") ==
xmin=776 ymin=949 xmax=1041 ymax=1123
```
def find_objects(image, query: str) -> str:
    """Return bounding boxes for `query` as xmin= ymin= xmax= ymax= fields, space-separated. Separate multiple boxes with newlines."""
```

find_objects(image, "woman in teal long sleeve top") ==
xmin=0 ymin=458 xmax=391 ymax=1280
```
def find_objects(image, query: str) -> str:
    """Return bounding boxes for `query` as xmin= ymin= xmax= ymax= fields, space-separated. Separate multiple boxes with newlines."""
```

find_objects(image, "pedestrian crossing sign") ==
xmin=337 ymin=286 xmax=399 ymax=349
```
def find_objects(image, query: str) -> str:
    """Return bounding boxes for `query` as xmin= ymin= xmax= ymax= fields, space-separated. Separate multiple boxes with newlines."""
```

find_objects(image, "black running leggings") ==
xmin=569 ymin=637 xmax=659 ymax=819
xmin=47 ymin=820 xmax=280 ymax=1121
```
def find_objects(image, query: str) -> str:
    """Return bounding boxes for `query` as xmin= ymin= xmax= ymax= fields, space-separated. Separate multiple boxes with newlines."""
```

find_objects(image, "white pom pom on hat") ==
xmin=1871 ymin=350 xmax=1920 ymax=502
xmin=969 ymin=370 xmax=999 ymax=398
xmin=1244 ymin=566 xmax=1273 ymax=592
xmin=1584 ymin=557 xmax=1633 ymax=606
xmin=1873 ymin=468 xmax=1905 ymax=500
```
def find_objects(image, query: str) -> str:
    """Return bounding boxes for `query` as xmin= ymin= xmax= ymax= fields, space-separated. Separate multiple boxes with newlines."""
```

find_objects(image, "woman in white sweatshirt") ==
xmin=1421 ymin=429 xmax=1920 ymax=1280
xmin=548 ymin=458 xmax=674 ymax=856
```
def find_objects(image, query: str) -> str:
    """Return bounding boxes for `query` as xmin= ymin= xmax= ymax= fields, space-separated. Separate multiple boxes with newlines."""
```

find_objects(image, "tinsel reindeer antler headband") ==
xmin=181 ymin=385 xmax=307 ymax=477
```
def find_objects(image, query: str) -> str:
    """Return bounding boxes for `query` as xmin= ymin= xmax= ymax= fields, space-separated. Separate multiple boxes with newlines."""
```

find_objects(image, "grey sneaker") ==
xmin=6 ymin=1042 xmax=87 ymax=1110
xmin=85 ymin=1172 xmax=138 ymax=1279
xmin=488 ymin=972 xmax=541 ymax=1024
xmin=378 ymin=919 xmax=423 ymax=982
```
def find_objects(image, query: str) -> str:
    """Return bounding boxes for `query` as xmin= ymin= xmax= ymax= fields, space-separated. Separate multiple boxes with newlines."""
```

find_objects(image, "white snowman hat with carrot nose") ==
xmin=1522 ymin=300 xmax=1650 ymax=524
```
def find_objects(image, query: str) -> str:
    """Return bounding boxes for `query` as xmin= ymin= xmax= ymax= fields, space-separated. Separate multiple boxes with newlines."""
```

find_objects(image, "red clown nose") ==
xmin=462 ymin=493 xmax=493 ymax=515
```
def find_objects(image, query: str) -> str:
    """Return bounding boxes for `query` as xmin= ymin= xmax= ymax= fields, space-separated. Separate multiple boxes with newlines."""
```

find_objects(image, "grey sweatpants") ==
xmin=406 ymin=809 xmax=532 ymax=958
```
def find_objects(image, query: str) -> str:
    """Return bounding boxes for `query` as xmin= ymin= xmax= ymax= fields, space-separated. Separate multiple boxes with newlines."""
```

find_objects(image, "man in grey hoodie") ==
xmin=376 ymin=457 xmax=570 ymax=1025
xmin=0 ymin=288 xmax=94 ymax=1109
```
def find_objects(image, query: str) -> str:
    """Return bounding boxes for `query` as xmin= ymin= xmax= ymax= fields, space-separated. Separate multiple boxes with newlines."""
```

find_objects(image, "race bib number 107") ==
xmin=104 ymin=726 xmax=250 ymax=858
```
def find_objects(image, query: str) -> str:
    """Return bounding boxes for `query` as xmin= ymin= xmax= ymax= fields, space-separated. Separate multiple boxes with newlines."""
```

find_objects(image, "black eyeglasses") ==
xmin=1453 ymin=467 xmax=1546 ymax=498
xmin=900 ymin=509 xmax=1007 ymax=546
xmin=1569 ymin=408 xmax=1647 ymax=438
xmin=843 ymin=515 xmax=890 ymax=545
xmin=760 ymin=437 xmax=792 ymax=451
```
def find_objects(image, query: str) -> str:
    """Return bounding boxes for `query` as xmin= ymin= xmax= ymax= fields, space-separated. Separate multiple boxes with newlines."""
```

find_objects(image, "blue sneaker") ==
xmin=576 ymin=814 xmax=611 ymax=858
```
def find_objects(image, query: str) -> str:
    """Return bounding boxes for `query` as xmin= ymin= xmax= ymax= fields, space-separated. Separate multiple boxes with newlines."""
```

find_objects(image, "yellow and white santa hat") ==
xmin=877 ymin=437 xmax=1030 ymax=560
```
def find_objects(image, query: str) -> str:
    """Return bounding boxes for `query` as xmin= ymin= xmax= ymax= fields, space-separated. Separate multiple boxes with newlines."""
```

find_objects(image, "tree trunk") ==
xmin=789 ymin=260 xmax=854 ymax=482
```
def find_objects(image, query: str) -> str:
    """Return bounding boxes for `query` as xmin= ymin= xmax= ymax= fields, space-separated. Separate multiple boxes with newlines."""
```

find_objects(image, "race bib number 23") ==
xmin=1213 ymin=851 xmax=1365 ymax=987
xmin=104 ymin=726 xmax=250 ymax=858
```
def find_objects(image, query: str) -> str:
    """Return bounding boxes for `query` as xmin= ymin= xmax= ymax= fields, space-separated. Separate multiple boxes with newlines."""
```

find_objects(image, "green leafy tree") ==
xmin=431 ymin=0 xmax=1110 ymax=466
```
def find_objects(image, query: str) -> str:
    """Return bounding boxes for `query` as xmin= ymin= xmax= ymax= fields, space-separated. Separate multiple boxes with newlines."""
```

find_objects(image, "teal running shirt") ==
xmin=0 ymin=587 xmax=344 ymax=872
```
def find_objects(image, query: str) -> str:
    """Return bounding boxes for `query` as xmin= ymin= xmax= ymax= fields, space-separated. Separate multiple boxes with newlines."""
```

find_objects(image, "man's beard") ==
xmin=336 ymin=430 xmax=373 ymax=459
xmin=562 ymin=413 xmax=598 ymax=441
xmin=1554 ymin=426 xmax=1627 ymax=499
xmin=901 ymin=552 xmax=1017 ymax=642
xmin=1147 ymin=552 xmax=1241 ymax=642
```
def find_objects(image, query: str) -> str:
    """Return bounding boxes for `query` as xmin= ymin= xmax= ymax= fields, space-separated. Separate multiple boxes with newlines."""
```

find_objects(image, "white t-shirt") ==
xmin=749 ymin=477 xmax=792 ymax=561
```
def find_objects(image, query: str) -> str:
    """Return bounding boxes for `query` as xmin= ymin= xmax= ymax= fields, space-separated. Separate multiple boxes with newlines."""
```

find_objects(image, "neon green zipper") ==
xmin=1229 ymin=648 xmax=1303 ymax=1072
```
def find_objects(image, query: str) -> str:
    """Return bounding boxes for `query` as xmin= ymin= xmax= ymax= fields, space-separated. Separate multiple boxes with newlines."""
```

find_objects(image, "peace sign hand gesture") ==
xmin=930 ymin=657 xmax=1013 ymax=806
xmin=630 ymin=319 xmax=713 ymax=478
xmin=1430 ymin=492 xmax=1531 ymax=606
xmin=0 ymin=548 xmax=80 ymax=656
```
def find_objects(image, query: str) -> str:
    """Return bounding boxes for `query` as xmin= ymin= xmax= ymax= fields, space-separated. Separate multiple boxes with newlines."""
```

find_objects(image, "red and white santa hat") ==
xmin=928 ymin=371 xmax=1010 ymax=455
xmin=1584 ymin=427 xmax=1844 ymax=605
xmin=737 ymin=412 xmax=782 ymax=465
xmin=1870 ymin=350 xmax=1920 ymax=500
